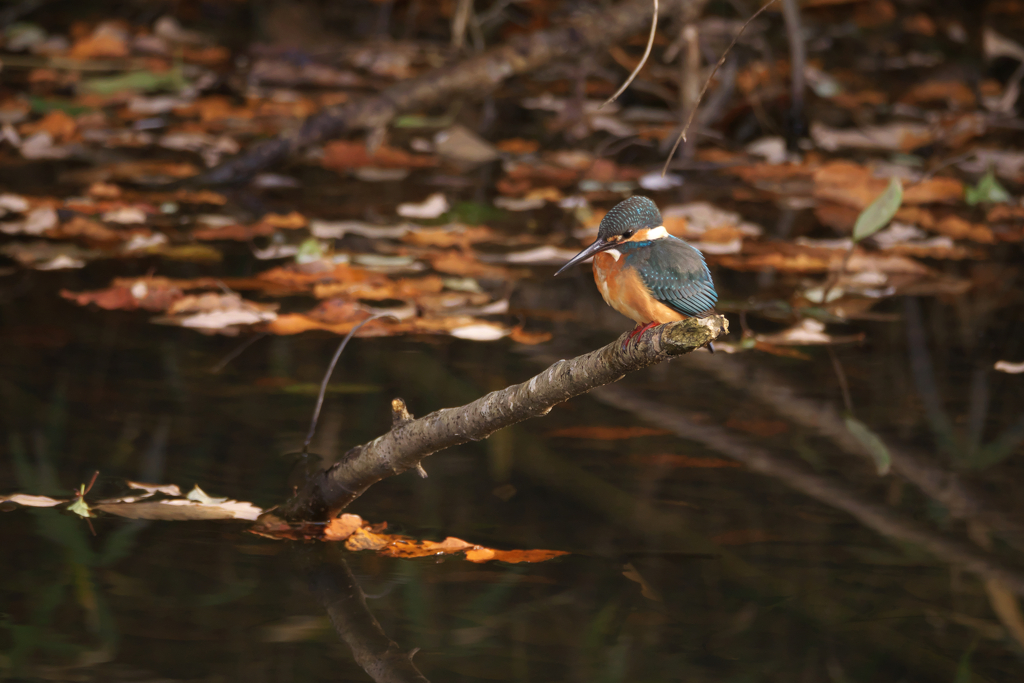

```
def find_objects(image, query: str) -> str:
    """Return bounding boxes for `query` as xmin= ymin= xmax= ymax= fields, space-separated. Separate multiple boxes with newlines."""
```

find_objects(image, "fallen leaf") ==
xmin=322 ymin=140 xmax=437 ymax=171
xmin=995 ymin=360 xmax=1024 ymax=374
xmin=397 ymin=193 xmax=449 ymax=219
xmin=20 ymin=110 xmax=77 ymax=143
xmin=509 ymin=326 xmax=552 ymax=345
xmin=259 ymin=211 xmax=307 ymax=229
xmin=853 ymin=177 xmax=903 ymax=242
xmin=61 ymin=277 xmax=184 ymax=312
xmin=323 ymin=513 xmax=365 ymax=541
xmin=95 ymin=496 xmax=261 ymax=521
xmin=814 ymin=162 xmax=963 ymax=209
xmin=0 ymin=493 xmax=67 ymax=507
xmin=427 ymin=251 xmax=519 ymax=280
xmin=547 ymin=426 xmax=670 ymax=440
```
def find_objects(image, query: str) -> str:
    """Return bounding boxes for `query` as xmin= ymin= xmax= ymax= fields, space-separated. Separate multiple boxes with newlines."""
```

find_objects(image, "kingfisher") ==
xmin=555 ymin=196 xmax=717 ymax=348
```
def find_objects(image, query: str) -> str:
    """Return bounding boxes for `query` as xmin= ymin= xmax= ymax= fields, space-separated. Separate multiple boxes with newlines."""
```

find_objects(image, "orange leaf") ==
xmin=509 ymin=326 xmax=552 ymax=345
xmin=322 ymin=140 xmax=438 ymax=170
xmin=259 ymin=211 xmax=307 ymax=230
xmin=20 ymin=110 xmax=77 ymax=143
xmin=324 ymin=513 xmax=364 ymax=541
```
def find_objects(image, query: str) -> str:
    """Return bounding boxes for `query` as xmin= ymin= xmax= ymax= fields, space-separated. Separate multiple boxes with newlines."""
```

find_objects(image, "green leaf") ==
xmin=844 ymin=415 xmax=892 ymax=475
xmin=66 ymin=494 xmax=93 ymax=518
xmin=852 ymin=177 xmax=903 ymax=242
xmin=295 ymin=238 xmax=324 ymax=264
xmin=964 ymin=170 xmax=1011 ymax=206
xmin=80 ymin=67 xmax=188 ymax=95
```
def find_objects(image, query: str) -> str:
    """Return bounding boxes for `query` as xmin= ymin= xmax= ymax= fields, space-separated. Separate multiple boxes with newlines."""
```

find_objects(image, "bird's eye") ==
xmin=622 ymin=230 xmax=635 ymax=239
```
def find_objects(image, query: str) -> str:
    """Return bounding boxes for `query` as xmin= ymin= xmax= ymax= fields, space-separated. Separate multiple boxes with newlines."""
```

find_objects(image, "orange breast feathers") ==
xmin=592 ymin=252 xmax=687 ymax=325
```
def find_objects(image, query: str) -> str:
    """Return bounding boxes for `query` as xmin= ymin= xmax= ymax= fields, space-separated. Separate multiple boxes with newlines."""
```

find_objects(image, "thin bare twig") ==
xmin=303 ymin=314 xmax=395 ymax=454
xmin=602 ymin=0 xmax=659 ymax=108
xmin=662 ymin=0 xmax=780 ymax=175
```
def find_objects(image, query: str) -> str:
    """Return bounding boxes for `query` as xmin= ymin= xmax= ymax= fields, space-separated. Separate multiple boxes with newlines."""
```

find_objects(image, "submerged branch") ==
xmin=276 ymin=316 xmax=726 ymax=521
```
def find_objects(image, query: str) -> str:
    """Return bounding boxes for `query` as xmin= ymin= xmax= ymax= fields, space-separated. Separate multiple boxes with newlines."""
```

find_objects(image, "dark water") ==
xmin=3 ymin=217 xmax=1024 ymax=683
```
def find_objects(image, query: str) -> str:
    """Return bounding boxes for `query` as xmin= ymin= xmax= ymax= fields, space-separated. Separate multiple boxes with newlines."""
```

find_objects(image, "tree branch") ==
xmin=199 ymin=0 xmax=704 ymax=184
xmin=275 ymin=316 xmax=726 ymax=521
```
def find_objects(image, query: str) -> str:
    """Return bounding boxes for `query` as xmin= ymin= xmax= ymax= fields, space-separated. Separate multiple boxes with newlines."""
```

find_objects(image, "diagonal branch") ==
xmin=275 ymin=316 xmax=726 ymax=521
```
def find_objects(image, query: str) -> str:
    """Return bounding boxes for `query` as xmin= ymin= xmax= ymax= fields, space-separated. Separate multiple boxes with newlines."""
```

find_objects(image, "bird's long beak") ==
xmin=554 ymin=238 xmax=611 ymax=276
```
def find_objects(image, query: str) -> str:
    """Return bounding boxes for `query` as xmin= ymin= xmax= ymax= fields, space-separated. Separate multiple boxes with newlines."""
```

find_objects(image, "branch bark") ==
xmin=276 ymin=316 xmax=726 ymax=521
xmin=199 ymin=0 xmax=704 ymax=184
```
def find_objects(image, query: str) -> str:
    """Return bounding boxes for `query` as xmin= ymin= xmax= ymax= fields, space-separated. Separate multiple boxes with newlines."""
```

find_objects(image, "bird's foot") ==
xmin=622 ymin=322 xmax=659 ymax=350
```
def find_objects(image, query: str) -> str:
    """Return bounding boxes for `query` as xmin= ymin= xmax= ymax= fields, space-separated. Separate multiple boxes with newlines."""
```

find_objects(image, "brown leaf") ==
xmin=20 ymin=110 xmax=77 ymax=143
xmin=509 ymin=325 xmax=553 ymax=345
xmin=55 ymin=215 xmax=123 ymax=242
xmin=547 ymin=426 xmax=670 ymax=440
xmin=813 ymin=161 xmax=962 ymax=209
xmin=427 ymin=251 xmax=518 ymax=280
xmin=68 ymin=31 xmax=128 ymax=59
xmin=61 ymin=277 xmax=185 ymax=312
xmin=259 ymin=211 xmax=307 ymax=230
xmin=496 ymin=138 xmax=540 ymax=154
xmin=323 ymin=513 xmax=365 ymax=541
xmin=321 ymin=140 xmax=438 ymax=171
xmin=403 ymin=225 xmax=497 ymax=249
xmin=900 ymin=80 xmax=976 ymax=109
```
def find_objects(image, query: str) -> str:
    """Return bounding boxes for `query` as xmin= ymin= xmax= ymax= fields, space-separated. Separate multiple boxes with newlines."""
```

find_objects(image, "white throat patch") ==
xmin=604 ymin=248 xmax=622 ymax=261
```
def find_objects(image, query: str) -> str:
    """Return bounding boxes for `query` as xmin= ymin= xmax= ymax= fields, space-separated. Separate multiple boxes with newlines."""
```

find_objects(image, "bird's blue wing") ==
xmin=634 ymin=237 xmax=717 ymax=318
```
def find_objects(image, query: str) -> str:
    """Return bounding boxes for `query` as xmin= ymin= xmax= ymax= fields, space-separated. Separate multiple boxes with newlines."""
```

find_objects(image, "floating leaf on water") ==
xmin=995 ymin=360 xmax=1024 ymax=374
xmin=448 ymin=323 xmax=509 ymax=341
xmin=397 ymin=193 xmax=449 ymax=219
xmin=965 ymin=169 xmax=1012 ymax=206
xmin=844 ymin=415 xmax=892 ymax=475
xmin=852 ymin=177 xmax=903 ymax=242
xmin=0 ymin=493 xmax=67 ymax=507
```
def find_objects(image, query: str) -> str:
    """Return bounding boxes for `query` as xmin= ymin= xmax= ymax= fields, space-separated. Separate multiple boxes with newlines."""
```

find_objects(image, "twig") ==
xmin=276 ymin=316 xmax=727 ymax=521
xmin=826 ymin=345 xmax=854 ymax=415
xmin=210 ymin=332 xmax=267 ymax=374
xmin=662 ymin=0 xmax=779 ymax=175
xmin=601 ymin=0 xmax=659 ymax=108
xmin=303 ymin=314 xmax=395 ymax=454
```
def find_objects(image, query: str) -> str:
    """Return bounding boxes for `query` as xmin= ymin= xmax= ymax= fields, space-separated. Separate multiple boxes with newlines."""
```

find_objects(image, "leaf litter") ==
xmin=1 ymin=4 xmax=1021 ymax=352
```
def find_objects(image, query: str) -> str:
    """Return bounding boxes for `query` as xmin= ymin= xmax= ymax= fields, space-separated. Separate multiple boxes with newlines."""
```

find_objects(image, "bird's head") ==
xmin=555 ymin=196 xmax=665 ymax=276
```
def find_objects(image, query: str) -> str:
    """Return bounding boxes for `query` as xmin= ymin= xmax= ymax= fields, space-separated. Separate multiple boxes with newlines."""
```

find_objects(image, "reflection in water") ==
xmin=2 ymin=264 xmax=1024 ymax=681
xmin=306 ymin=545 xmax=429 ymax=683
